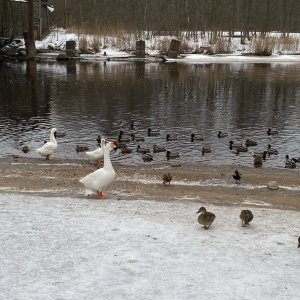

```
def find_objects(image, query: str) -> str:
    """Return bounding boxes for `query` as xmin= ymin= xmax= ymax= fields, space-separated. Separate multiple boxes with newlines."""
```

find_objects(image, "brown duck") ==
xmin=239 ymin=210 xmax=254 ymax=227
xmin=196 ymin=207 xmax=216 ymax=229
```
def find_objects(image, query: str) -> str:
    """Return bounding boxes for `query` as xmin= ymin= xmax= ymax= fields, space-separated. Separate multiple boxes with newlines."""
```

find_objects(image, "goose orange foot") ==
xmin=97 ymin=191 xmax=107 ymax=200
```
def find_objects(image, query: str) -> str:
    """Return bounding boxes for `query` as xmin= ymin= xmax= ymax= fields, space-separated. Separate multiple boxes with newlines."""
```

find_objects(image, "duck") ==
xmin=285 ymin=155 xmax=296 ymax=168
xmin=166 ymin=134 xmax=177 ymax=141
xmin=239 ymin=210 xmax=254 ymax=227
xmin=79 ymin=140 xmax=116 ymax=199
xmin=191 ymin=133 xmax=203 ymax=142
xmin=118 ymin=134 xmax=131 ymax=143
xmin=21 ymin=145 xmax=30 ymax=153
xmin=166 ymin=150 xmax=180 ymax=159
xmin=120 ymin=146 xmax=133 ymax=154
xmin=130 ymin=120 xmax=135 ymax=130
xmin=298 ymin=237 xmax=300 ymax=248
xmin=162 ymin=173 xmax=172 ymax=185
xmin=229 ymin=140 xmax=243 ymax=148
xmin=136 ymin=145 xmax=150 ymax=154
xmin=245 ymin=139 xmax=258 ymax=147
xmin=267 ymin=128 xmax=279 ymax=135
xmin=36 ymin=128 xmax=57 ymax=160
xmin=217 ymin=131 xmax=228 ymax=138
xmin=148 ymin=128 xmax=160 ymax=136
xmin=142 ymin=153 xmax=153 ymax=162
xmin=76 ymin=145 xmax=89 ymax=153
xmin=202 ymin=146 xmax=212 ymax=155
xmin=130 ymin=133 xmax=145 ymax=142
xmin=153 ymin=144 xmax=166 ymax=153
xmin=267 ymin=144 xmax=278 ymax=155
xmin=86 ymin=139 xmax=105 ymax=168
xmin=96 ymin=135 xmax=101 ymax=145
xmin=113 ymin=141 xmax=127 ymax=150
xmin=235 ymin=146 xmax=249 ymax=154
xmin=252 ymin=151 xmax=267 ymax=166
xmin=196 ymin=207 xmax=216 ymax=229
xmin=233 ymin=170 xmax=242 ymax=184
xmin=54 ymin=131 xmax=66 ymax=138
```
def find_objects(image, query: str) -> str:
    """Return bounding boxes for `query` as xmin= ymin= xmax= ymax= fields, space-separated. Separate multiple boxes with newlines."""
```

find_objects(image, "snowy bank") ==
xmin=0 ymin=193 xmax=299 ymax=300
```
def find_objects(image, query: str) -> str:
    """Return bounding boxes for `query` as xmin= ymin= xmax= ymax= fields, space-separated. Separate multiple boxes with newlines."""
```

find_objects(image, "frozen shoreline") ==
xmin=0 ymin=193 xmax=299 ymax=300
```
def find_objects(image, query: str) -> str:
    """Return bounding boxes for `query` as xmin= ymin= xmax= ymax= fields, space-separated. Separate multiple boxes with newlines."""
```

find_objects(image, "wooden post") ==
xmin=135 ymin=40 xmax=145 ymax=58
xmin=25 ymin=0 xmax=36 ymax=59
xmin=168 ymin=39 xmax=181 ymax=58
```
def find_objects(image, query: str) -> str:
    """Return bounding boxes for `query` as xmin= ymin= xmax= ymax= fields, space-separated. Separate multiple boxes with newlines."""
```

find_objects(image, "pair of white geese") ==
xmin=37 ymin=128 xmax=116 ymax=199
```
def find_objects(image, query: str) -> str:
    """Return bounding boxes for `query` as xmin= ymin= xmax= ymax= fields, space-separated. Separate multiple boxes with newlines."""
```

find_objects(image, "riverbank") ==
xmin=1 ymin=156 xmax=299 ymax=211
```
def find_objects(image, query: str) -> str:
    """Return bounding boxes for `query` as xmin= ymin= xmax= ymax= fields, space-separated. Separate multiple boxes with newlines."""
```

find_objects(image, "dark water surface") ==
xmin=1 ymin=59 xmax=300 ymax=169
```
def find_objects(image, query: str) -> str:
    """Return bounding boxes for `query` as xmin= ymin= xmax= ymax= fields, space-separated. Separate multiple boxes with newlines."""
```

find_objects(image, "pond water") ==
xmin=1 ymin=59 xmax=300 ymax=169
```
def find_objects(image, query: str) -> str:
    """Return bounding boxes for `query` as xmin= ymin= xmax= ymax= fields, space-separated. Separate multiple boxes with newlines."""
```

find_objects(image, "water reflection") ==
xmin=1 ymin=60 xmax=300 ymax=169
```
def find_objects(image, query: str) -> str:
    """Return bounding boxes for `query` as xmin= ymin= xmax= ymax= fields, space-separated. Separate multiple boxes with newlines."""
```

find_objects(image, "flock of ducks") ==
xmin=19 ymin=127 xmax=299 ymax=246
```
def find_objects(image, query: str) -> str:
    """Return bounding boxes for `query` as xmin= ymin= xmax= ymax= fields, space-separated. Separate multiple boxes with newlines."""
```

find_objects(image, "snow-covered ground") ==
xmin=0 ymin=193 xmax=299 ymax=300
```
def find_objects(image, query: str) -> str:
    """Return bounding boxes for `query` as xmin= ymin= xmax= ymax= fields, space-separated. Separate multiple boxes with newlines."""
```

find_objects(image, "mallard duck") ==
xmin=285 ymin=155 xmax=296 ymax=168
xmin=233 ymin=170 xmax=242 ymax=184
xmin=76 ymin=145 xmax=89 ymax=153
xmin=86 ymin=139 xmax=105 ymax=168
xmin=298 ymin=237 xmax=300 ymax=248
xmin=37 ymin=128 xmax=57 ymax=160
xmin=166 ymin=134 xmax=177 ymax=141
xmin=162 ymin=173 xmax=172 ymax=185
xmin=235 ymin=146 xmax=249 ymax=154
xmin=239 ymin=210 xmax=254 ymax=227
xmin=136 ymin=145 xmax=150 ymax=153
xmin=191 ymin=133 xmax=203 ymax=142
xmin=130 ymin=120 xmax=135 ymax=130
xmin=202 ymin=146 xmax=212 ymax=155
xmin=121 ymin=146 xmax=133 ymax=154
xmin=130 ymin=134 xmax=145 ymax=142
xmin=21 ymin=145 xmax=30 ymax=153
xmin=153 ymin=144 xmax=166 ymax=153
xmin=54 ymin=131 xmax=66 ymax=138
xmin=267 ymin=128 xmax=279 ymax=135
xmin=196 ymin=207 xmax=216 ymax=229
xmin=267 ymin=144 xmax=278 ymax=155
xmin=166 ymin=150 xmax=180 ymax=159
xmin=79 ymin=140 xmax=116 ymax=199
xmin=252 ymin=151 xmax=267 ymax=166
xmin=142 ymin=153 xmax=153 ymax=162
xmin=229 ymin=140 xmax=242 ymax=148
xmin=113 ymin=141 xmax=127 ymax=149
xmin=148 ymin=128 xmax=160 ymax=136
xmin=96 ymin=135 xmax=101 ymax=145
xmin=217 ymin=131 xmax=228 ymax=138
xmin=118 ymin=134 xmax=131 ymax=143
xmin=245 ymin=139 xmax=257 ymax=147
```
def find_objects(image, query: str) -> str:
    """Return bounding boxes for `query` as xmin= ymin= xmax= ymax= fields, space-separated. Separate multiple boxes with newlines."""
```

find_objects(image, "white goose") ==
xmin=37 ymin=128 xmax=57 ymax=160
xmin=86 ymin=139 xmax=105 ymax=168
xmin=79 ymin=139 xmax=116 ymax=199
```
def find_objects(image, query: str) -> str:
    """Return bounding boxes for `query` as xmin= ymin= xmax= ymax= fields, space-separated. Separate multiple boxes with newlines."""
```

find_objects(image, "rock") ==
xmin=56 ymin=52 xmax=70 ymax=61
xmin=267 ymin=181 xmax=279 ymax=190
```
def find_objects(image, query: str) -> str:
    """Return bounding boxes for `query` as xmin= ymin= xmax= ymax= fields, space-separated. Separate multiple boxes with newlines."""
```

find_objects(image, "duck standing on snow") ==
xmin=239 ymin=210 xmax=254 ymax=227
xmin=85 ymin=139 xmax=105 ymax=168
xmin=196 ymin=207 xmax=216 ymax=229
xmin=36 ymin=128 xmax=57 ymax=160
xmin=79 ymin=139 xmax=116 ymax=199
